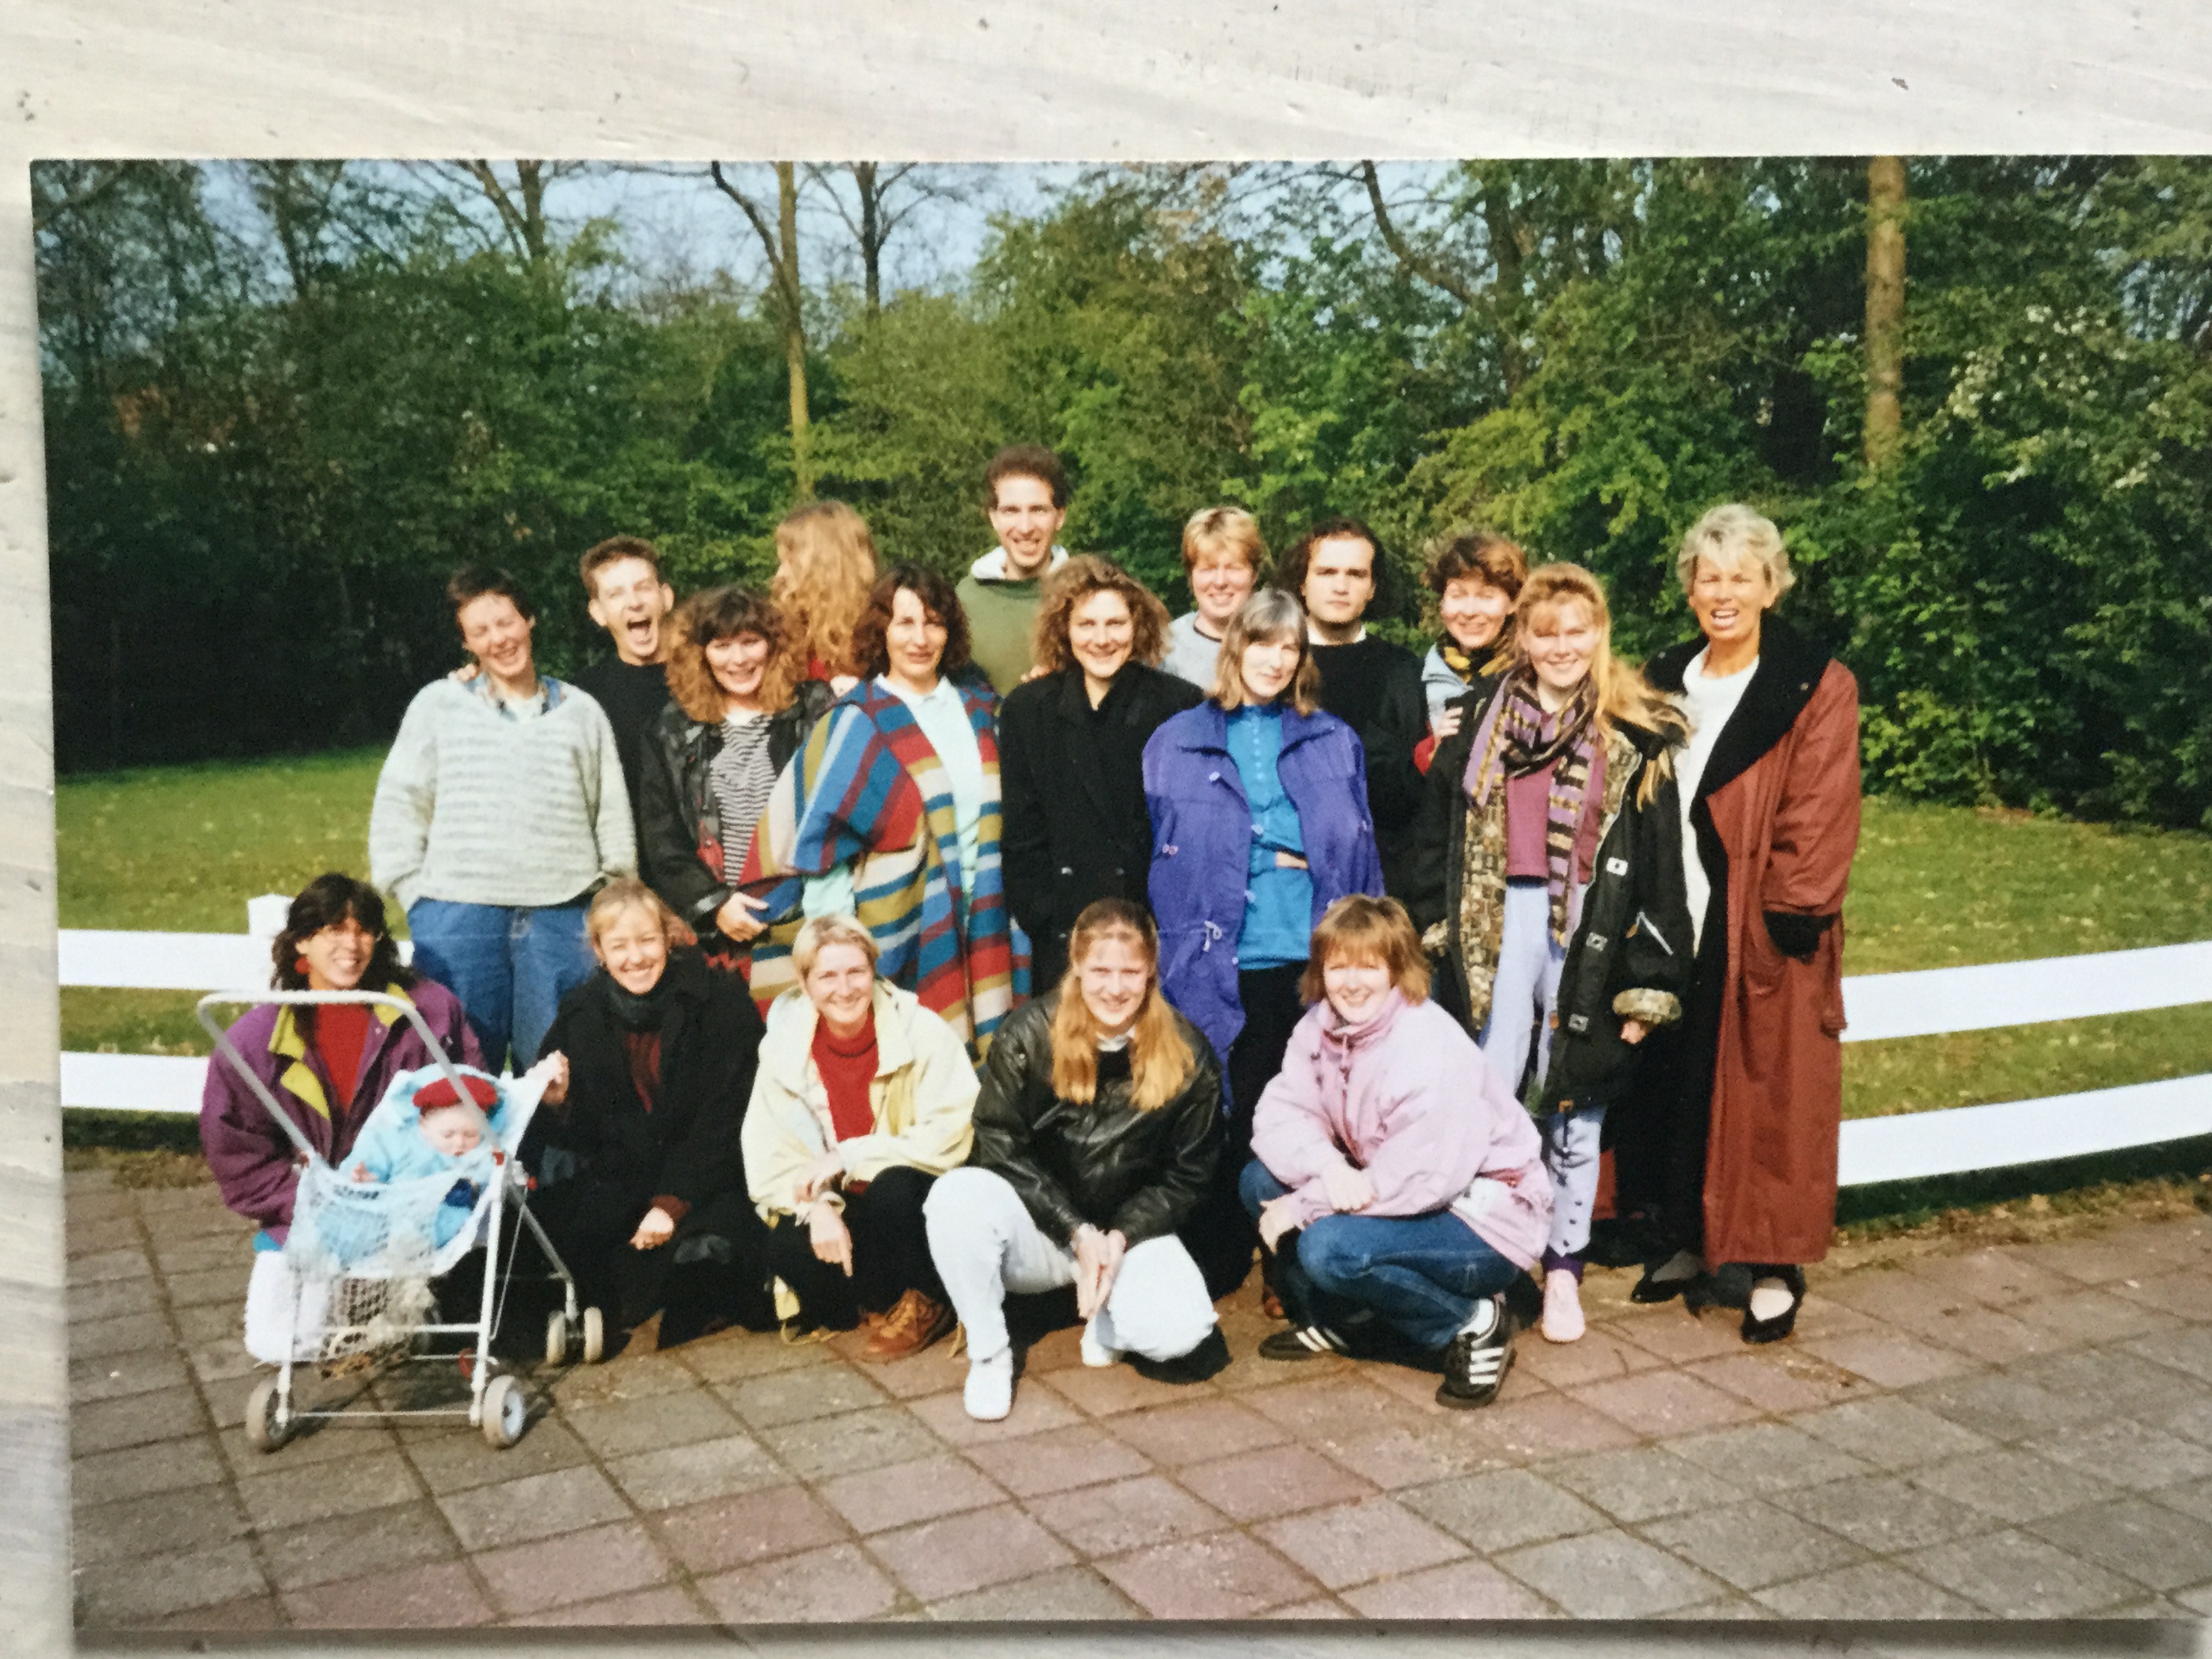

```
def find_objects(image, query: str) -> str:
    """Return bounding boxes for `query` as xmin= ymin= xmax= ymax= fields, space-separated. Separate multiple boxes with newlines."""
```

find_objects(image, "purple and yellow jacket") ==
xmin=198 ymin=978 xmax=483 ymax=1240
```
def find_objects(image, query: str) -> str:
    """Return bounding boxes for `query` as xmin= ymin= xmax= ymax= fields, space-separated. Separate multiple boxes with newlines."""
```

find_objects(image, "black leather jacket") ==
xmin=637 ymin=682 xmax=836 ymax=949
xmin=970 ymin=994 xmax=1223 ymax=1250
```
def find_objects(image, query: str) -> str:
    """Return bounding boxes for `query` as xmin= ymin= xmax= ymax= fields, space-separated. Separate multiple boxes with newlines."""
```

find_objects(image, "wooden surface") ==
xmin=7 ymin=2 xmax=2212 ymax=1652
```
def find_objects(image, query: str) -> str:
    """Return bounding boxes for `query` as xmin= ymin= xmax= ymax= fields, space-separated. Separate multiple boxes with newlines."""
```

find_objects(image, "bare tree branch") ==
xmin=1358 ymin=160 xmax=1477 ymax=307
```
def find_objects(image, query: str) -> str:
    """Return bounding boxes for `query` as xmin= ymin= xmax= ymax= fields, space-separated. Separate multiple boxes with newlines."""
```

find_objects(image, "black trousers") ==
xmin=1188 ymin=962 xmax=1307 ymax=1298
xmin=1612 ymin=905 xmax=1727 ymax=1262
xmin=763 ymin=1164 xmax=943 ymax=1329
xmin=527 ymin=1176 xmax=776 ymax=1337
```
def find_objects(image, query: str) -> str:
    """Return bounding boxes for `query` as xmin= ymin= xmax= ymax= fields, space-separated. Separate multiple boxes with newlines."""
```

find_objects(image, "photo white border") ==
xmin=7 ymin=2 xmax=2212 ymax=1650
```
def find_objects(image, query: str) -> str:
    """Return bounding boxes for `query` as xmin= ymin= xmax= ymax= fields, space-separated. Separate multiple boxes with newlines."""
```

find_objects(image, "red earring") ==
xmin=295 ymin=957 xmax=310 ymax=973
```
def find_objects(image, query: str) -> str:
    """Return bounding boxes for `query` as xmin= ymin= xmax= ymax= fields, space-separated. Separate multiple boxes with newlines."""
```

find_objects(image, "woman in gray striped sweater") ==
xmin=638 ymin=586 xmax=836 ymax=972
xmin=369 ymin=567 xmax=638 ymax=1073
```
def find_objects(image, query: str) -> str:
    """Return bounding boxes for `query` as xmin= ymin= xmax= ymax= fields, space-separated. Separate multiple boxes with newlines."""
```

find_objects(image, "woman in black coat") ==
xmin=638 ymin=585 xmax=836 ymax=968
xmin=998 ymin=556 xmax=1203 ymax=991
xmin=525 ymin=880 xmax=777 ymax=1348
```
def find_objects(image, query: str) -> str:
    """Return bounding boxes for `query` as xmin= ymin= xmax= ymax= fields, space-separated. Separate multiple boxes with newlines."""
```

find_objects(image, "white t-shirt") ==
xmin=1675 ymin=648 xmax=1758 ymax=951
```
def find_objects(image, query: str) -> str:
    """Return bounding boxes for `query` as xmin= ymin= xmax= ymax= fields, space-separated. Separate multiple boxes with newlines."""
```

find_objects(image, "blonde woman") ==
xmin=769 ymin=499 xmax=880 ymax=693
xmin=1615 ymin=505 xmax=1861 ymax=1346
xmin=1163 ymin=505 xmax=1268 ymax=687
xmin=1404 ymin=564 xmax=1694 ymax=1343
xmin=744 ymin=916 xmax=979 ymax=1359
xmin=526 ymin=880 xmax=776 ymax=1350
xmin=999 ymin=556 xmax=1202 ymax=989
xmin=925 ymin=899 xmax=1226 ymax=1421
xmin=638 ymin=586 xmax=836 ymax=965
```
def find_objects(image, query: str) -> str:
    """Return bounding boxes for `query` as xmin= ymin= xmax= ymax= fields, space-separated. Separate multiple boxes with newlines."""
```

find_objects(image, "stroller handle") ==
xmin=196 ymin=989 xmax=483 ymax=1168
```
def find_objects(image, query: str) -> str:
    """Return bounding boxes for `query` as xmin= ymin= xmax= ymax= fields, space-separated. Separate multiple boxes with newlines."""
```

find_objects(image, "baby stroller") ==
xmin=198 ymin=989 xmax=607 ymax=1452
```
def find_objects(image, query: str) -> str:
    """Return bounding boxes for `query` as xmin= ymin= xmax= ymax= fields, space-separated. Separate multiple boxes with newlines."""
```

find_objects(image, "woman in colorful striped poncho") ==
xmin=737 ymin=563 xmax=1029 ymax=1059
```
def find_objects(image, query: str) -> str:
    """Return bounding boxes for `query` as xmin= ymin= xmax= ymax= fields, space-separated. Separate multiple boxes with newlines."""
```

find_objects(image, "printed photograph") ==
xmin=40 ymin=155 xmax=2212 ymax=1628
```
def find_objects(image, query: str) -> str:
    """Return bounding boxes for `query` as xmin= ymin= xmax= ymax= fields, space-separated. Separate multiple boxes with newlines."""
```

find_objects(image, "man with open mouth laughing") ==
xmin=575 ymin=535 xmax=680 ymax=840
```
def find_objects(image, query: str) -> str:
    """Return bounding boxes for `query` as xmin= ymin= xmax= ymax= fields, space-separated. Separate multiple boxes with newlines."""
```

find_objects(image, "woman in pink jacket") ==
xmin=1242 ymin=895 xmax=1550 ymax=1408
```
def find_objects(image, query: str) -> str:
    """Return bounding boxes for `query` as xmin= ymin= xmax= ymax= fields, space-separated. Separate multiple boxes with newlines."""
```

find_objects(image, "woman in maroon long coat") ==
xmin=1616 ymin=504 xmax=1861 ymax=1344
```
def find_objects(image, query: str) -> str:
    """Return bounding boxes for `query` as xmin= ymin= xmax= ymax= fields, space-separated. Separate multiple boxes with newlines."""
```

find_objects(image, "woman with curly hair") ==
xmin=638 ymin=585 xmax=838 ymax=970
xmin=1418 ymin=530 xmax=1528 ymax=750
xmin=737 ymin=564 xmax=1027 ymax=1057
xmin=999 ymin=556 xmax=1203 ymax=989
xmin=769 ymin=500 xmax=880 ymax=692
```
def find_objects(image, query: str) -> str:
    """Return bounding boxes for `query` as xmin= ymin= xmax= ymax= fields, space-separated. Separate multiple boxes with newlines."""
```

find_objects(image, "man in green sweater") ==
xmin=956 ymin=444 xmax=1070 ymax=693
xmin=370 ymin=567 xmax=636 ymax=1070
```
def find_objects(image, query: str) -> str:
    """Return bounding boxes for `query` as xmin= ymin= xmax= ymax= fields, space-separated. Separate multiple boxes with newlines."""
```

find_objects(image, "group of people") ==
xmin=200 ymin=441 xmax=1862 ymax=1422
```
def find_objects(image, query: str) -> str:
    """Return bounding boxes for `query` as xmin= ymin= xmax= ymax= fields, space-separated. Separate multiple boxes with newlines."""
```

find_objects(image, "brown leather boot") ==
xmin=863 ymin=1289 xmax=955 ymax=1361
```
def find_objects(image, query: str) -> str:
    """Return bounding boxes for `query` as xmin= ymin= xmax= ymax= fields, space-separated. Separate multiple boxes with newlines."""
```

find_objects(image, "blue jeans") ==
xmin=408 ymin=900 xmax=594 ymax=1071
xmin=1241 ymin=1161 xmax=1521 ymax=1351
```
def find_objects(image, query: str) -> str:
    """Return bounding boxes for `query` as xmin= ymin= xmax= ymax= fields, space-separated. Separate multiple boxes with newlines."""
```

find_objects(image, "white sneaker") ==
xmin=963 ymin=1349 xmax=1014 ymax=1420
xmin=1540 ymin=1269 xmax=1586 ymax=1344
xmin=1080 ymin=1317 xmax=1122 ymax=1369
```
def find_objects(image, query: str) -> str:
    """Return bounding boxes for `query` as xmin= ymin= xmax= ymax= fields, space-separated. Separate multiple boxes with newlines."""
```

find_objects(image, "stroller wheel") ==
xmin=243 ymin=1374 xmax=290 ymax=1453
xmin=545 ymin=1309 xmax=571 ymax=1366
xmin=481 ymin=1374 xmax=528 ymax=1448
xmin=580 ymin=1307 xmax=606 ymax=1365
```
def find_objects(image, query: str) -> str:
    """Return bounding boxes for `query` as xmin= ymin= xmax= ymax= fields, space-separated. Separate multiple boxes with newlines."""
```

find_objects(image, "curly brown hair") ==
xmin=850 ymin=564 xmax=972 ymax=681
xmin=273 ymin=874 xmax=413 ymax=993
xmin=1029 ymin=556 xmax=1172 ymax=674
xmin=665 ymin=586 xmax=799 ymax=724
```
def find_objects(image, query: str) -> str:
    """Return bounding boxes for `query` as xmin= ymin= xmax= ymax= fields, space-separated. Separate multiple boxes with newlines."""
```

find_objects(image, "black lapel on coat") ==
xmin=1672 ymin=613 xmax=1832 ymax=804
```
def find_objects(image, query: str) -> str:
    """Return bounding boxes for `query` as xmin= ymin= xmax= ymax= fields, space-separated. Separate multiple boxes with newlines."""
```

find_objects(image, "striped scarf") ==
xmin=737 ymin=679 xmax=1025 ymax=1058
xmin=1466 ymin=669 xmax=1599 ymax=944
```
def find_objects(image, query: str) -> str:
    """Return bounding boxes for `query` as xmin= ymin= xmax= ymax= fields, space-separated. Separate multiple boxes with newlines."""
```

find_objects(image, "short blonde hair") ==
xmin=1676 ymin=504 xmax=1794 ymax=599
xmin=1181 ymin=506 xmax=1269 ymax=578
xmin=792 ymin=914 xmax=880 ymax=979
xmin=1299 ymin=895 xmax=1429 ymax=1006
xmin=1209 ymin=589 xmax=1322 ymax=716
xmin=586 ymin=878 xmax=697 ymax=951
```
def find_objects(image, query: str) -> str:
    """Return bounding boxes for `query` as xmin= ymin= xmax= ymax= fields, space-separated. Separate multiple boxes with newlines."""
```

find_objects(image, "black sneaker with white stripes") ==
xmin=1435 ymin=1295 xmax=1513 ymax=1408
xmin=1258 ymin=1323 xmax=1355 ymax=1361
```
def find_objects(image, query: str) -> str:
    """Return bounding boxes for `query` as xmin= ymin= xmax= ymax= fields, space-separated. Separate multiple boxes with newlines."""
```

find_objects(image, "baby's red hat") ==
xmin=415 ymin=1076 xmax=499 ymax=1111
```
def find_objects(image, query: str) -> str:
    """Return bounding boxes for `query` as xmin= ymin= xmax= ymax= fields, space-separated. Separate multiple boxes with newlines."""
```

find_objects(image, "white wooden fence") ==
xmin=58 ymin=901 xmax=2212 ymax=1188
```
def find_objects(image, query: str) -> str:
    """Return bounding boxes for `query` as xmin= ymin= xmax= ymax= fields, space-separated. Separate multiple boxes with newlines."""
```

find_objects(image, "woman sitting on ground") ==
xmin=743 ymin=915 xmax=979 ymax=1359
xmin=638 ymin=584 xmax=836 ymax=968
xmin=926 ymin=899 xmax=1226 ymax=1422
xmin=525 ymin=880 xmax=777 ymax=1350
xmin=1244 ymin=895 xmax=1551 ymax=1408
xmin=202 ymin=872 xmax=483 ymax=1244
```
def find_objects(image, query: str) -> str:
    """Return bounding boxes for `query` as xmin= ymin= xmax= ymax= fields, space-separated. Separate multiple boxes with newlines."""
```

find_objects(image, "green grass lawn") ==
xmin=54 ymin=759 xmax=2212 ymax=1120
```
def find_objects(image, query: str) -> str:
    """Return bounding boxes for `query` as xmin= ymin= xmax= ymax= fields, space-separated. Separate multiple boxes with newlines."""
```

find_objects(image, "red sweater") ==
xmin=811 ymin=1014 xmax=879 ymax=1142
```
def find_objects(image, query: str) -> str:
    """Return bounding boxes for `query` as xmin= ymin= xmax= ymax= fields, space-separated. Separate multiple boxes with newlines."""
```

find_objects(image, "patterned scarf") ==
xmin=1465 ymin=669 xmax=1600 ymax=944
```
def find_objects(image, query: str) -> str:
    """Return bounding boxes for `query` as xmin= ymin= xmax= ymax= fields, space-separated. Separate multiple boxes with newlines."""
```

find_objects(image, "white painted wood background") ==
xmin=5 ymin=3 xmax=2211 ymax=1652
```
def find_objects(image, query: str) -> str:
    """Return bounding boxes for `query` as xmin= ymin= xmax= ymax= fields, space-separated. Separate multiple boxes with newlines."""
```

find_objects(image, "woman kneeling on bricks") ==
xmin=926 ymin=899 xmax=1229 ymax=1422
xmin=1243 ymin=895 xmax=1551 ymax=1408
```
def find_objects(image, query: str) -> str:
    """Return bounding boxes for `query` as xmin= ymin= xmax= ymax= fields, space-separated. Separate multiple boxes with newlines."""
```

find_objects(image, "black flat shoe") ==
xmin=1631 ymin=1263 xmax=1696 ymax=1304
xmin=1741 ymin=1267 xmax=1807 ymax=1345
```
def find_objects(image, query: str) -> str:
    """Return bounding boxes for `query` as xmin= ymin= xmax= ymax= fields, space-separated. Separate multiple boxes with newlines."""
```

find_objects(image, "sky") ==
xmin=192 ymin=158 xmax=1452 ymax=306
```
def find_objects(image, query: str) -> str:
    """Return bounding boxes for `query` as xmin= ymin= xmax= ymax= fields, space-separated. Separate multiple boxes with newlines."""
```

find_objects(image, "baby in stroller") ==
xmin=346 ymin=1071 xmax=504 ymax=1248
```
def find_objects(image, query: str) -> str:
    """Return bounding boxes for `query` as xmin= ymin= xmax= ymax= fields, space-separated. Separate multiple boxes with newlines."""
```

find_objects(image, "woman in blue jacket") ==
xmin=1142 ymin=588 xmax=1383 ymax=1295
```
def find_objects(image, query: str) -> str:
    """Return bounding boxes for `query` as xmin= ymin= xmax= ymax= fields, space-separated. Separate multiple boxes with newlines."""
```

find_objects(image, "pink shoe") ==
xmin=1540 ymin=1268 xmax=1586 ymax=1344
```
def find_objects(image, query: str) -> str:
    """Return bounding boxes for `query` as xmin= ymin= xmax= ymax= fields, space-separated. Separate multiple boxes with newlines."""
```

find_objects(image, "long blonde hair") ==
xmin=770 ymin=501 xmax=879 ymax=678
xmin=1050 ymin=901 xmax=1194 ymax=1113
xmin=1511 ymin=564 xmax=1686 ymax=801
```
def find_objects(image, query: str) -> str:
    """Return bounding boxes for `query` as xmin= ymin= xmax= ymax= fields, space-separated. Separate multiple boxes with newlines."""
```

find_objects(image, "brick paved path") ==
xmin=66 ymin=1168 xmax=2212 ymax=1628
